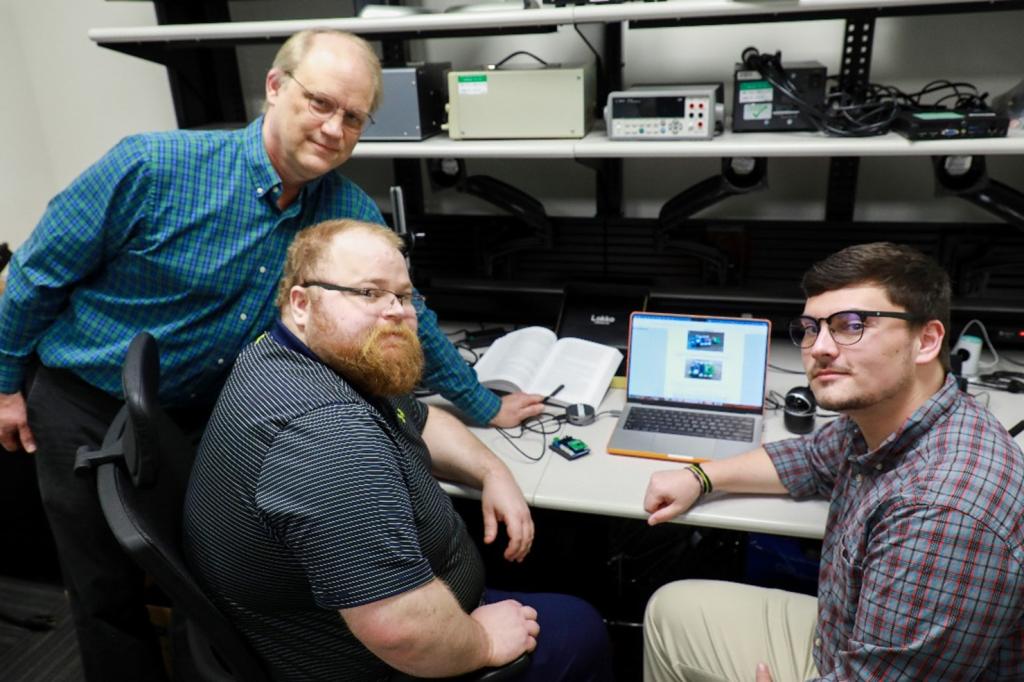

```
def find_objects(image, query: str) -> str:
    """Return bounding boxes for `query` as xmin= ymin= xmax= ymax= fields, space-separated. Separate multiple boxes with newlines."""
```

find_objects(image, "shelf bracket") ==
xmin=656 ymin=158 xmax=768 ymax=285
xmin=825 ymin=14 xmax=876 ymax=222
xmin=934 ymin=155 xmax=1024 ymax=231
xmin=427 ymin=159 xmax=552 ymax=277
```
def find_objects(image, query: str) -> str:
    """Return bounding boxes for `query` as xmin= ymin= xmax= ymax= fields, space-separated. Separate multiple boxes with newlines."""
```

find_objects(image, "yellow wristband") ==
xmin=687 ymin=463 xmax=713 ymax=495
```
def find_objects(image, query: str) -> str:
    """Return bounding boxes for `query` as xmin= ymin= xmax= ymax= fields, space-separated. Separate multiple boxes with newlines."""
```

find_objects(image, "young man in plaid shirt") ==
xmin=642 ymin=242 xmax=1023 ymax=681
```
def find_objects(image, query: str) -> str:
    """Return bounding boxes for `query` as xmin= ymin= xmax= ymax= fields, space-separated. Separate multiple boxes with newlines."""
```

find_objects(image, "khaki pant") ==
xmin=644 ymin=580 xmax=820 ymax=682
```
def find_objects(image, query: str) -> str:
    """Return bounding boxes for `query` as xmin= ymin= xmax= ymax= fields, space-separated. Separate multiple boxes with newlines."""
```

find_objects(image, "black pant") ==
xmin=27 ymin=365 xmax=208 ymax=682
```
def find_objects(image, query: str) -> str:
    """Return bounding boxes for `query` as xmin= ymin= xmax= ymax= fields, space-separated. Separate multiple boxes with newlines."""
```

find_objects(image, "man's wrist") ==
xmin=479 ymin=389 xmax=502 ymax=425
xmin=480 ymin=459 xmax=513 ymax=489
xmin=0 ymin=368 xmax=25 ymax=396
xmin=686 ymin=463 xmax=713 ymax=496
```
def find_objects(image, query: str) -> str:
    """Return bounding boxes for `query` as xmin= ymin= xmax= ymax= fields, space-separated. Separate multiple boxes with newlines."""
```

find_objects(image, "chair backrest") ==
xmin=95 ymin=332 xmax=271 ymax=682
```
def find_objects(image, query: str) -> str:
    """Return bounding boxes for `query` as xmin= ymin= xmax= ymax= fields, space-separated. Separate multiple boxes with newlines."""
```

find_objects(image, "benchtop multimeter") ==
xmin=604 ymin=85 xmax=718 ymax=140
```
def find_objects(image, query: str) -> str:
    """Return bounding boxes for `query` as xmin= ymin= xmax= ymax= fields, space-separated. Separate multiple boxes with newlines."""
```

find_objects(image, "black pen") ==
xmin=542 ymin=384 xmax=565 ymax=406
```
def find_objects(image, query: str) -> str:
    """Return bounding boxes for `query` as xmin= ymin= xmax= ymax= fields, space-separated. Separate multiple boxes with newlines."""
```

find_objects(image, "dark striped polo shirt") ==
xmin=183 ymin=324 xmax=485 ymax=681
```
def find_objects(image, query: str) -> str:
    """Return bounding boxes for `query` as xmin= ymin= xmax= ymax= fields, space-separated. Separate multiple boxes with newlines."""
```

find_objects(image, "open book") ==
xmin=472 ymin=326 xmax=623 ymax=408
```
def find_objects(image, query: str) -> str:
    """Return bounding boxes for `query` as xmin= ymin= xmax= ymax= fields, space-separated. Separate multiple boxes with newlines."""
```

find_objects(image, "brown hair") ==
xmin=801 ymin=242 xmax=951 ymax=371
xmin=275 ymin=219 xmax=404 ymax=310
xmin=264 ymin=29 xmax=382 ymax=112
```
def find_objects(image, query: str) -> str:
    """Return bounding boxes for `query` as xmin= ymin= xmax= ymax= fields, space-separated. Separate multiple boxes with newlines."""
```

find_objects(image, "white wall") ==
xmin=1 ymin=1 xmax=52 ymax=251
xmin=1 ymin=0 xmax=175 ymax=251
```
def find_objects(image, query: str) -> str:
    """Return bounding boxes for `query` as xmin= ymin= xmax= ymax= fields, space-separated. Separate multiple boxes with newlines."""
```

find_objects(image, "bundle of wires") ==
xmin=740 ymin=47 xmax=990 ymax=138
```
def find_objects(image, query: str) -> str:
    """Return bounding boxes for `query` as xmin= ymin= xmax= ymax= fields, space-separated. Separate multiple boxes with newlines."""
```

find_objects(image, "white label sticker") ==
xmin=739 ymin=87 xmax=772 ymax=103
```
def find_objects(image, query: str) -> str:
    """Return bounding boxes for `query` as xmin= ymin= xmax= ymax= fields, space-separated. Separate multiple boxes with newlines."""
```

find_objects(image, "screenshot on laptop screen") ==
xmin=627 ymin=313 xmax=770 ymax=411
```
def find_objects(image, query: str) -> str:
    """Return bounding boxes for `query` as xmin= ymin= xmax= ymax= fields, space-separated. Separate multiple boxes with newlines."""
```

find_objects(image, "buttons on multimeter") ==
xmin=609 ymin=105 xmax=708 ymax=138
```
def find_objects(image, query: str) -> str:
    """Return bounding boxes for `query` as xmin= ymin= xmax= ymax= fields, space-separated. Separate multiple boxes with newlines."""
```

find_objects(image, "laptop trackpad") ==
xmin=652 ymin=433 xmax=709 ymax=460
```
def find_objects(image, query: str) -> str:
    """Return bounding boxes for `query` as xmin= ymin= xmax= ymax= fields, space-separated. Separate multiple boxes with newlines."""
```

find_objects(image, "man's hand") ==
xmin=643 ymin=469 xmax=702 ymax=526
xmin=756 ymin=662 xmax=773 ymax=681
xmin=489 ymin=392 xmax=545 ymax=428
xmin=481 ymin=470 xmax=534 ymax=562
xmin=0 ymin=391 xmax=35 ymax=453
xmin=470 ymin=599 xmax=539 ymax=667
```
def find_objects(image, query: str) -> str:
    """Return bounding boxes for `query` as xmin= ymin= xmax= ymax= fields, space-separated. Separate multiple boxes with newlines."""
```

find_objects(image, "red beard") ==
xmin=310 ymin=320 xmax=424 ymax=397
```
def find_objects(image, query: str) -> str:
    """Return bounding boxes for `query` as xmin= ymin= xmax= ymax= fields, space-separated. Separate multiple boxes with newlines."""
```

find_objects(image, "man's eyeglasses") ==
xmin=788 ymin=310 xmax=922 ymax=348
xmin=284 ymin=71 xmax=375 ymax=132
xmin=303 ymin=281 xmax=424 ymax=310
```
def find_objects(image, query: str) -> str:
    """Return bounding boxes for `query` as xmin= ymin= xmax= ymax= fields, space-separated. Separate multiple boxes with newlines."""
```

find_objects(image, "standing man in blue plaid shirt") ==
xmin=0 ymin=29 xmax=543 ymax=681
xmin=642 ymin=242 xmax=1024 ymax=681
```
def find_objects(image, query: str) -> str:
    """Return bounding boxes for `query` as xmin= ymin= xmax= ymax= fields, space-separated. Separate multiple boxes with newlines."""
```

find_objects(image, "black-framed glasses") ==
xmin=303 ymin=281 xmax=424 ymax=310
xmin=788 ymin=310 xmax=922 ymax=348
xmin=284 ymin=71 xmax=375 ymax=132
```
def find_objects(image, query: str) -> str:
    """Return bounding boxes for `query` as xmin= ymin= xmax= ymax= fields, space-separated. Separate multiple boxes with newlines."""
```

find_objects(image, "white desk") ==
xmin=441 ymin=343 xmax=1024 ymax=540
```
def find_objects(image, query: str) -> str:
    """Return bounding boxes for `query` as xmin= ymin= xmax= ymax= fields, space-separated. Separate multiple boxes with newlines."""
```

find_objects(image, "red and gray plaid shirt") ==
xmin=766 ymin=374 xmax=1024 ymax=680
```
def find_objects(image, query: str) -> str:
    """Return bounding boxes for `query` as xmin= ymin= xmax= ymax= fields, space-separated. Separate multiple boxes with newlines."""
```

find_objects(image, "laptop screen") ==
xmin=626 ymin=312 xmax=771 ymax=413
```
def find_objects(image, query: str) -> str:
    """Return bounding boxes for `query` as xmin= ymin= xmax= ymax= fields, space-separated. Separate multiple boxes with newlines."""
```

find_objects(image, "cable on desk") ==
xmin=496 ymin=412 xmax=564 ymax=462
xmin=493 ymin=427 xmax=545 ymax=462
xmin=765 ymin=390 xmax=784 ymax=411
xmin=767 ymin=388 xmax=837 ymax=418
xmin=970 ymin=379 xmax=1024 ymax=394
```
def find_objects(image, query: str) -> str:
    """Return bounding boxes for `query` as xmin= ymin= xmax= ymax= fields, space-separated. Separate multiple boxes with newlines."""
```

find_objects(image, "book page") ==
xmin=472 ymin=326 xmax=558 ymax=393
xmin=530 ymin=337 xmax=623 ymax=407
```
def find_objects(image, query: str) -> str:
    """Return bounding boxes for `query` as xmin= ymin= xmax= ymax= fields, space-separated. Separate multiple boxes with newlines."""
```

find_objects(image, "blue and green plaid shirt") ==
xmin=0 ymin=117 xmax=499 ymax=422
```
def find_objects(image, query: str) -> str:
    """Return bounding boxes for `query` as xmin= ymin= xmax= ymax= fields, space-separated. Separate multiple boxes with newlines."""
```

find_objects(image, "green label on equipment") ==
xmin=738 ymin=80 xmax=773 ymax=104
xmin=456 ymin=74 xmax=488 ymax=96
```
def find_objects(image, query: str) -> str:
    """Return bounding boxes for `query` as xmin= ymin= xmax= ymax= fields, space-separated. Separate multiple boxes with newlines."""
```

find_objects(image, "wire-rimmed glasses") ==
xmin=284 ymin=71 xmax=375 ymax=132
xmin=303 ymin=281 xmax=423 ymax=310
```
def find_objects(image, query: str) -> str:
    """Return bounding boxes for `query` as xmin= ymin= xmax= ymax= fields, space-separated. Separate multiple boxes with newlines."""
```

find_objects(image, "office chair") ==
xmin=75 ymin=331 xmax=272 ymax=682
xmin=77 ymin=332 xmax=527 ymax=682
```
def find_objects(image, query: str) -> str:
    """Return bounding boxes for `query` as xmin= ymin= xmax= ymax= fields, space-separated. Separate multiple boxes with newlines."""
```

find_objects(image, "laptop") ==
xmin=607 ymin=312 xmax=772 ymax=463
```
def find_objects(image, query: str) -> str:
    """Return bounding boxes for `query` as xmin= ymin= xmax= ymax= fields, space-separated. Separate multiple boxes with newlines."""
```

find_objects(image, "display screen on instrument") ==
xmin=612 ymin=96 xmax=686 ymax=118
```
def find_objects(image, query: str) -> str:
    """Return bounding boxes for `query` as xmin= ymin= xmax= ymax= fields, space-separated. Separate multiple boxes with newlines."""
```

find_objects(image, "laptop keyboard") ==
xmin=624 ymin=406 xmax=756 ymax=442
